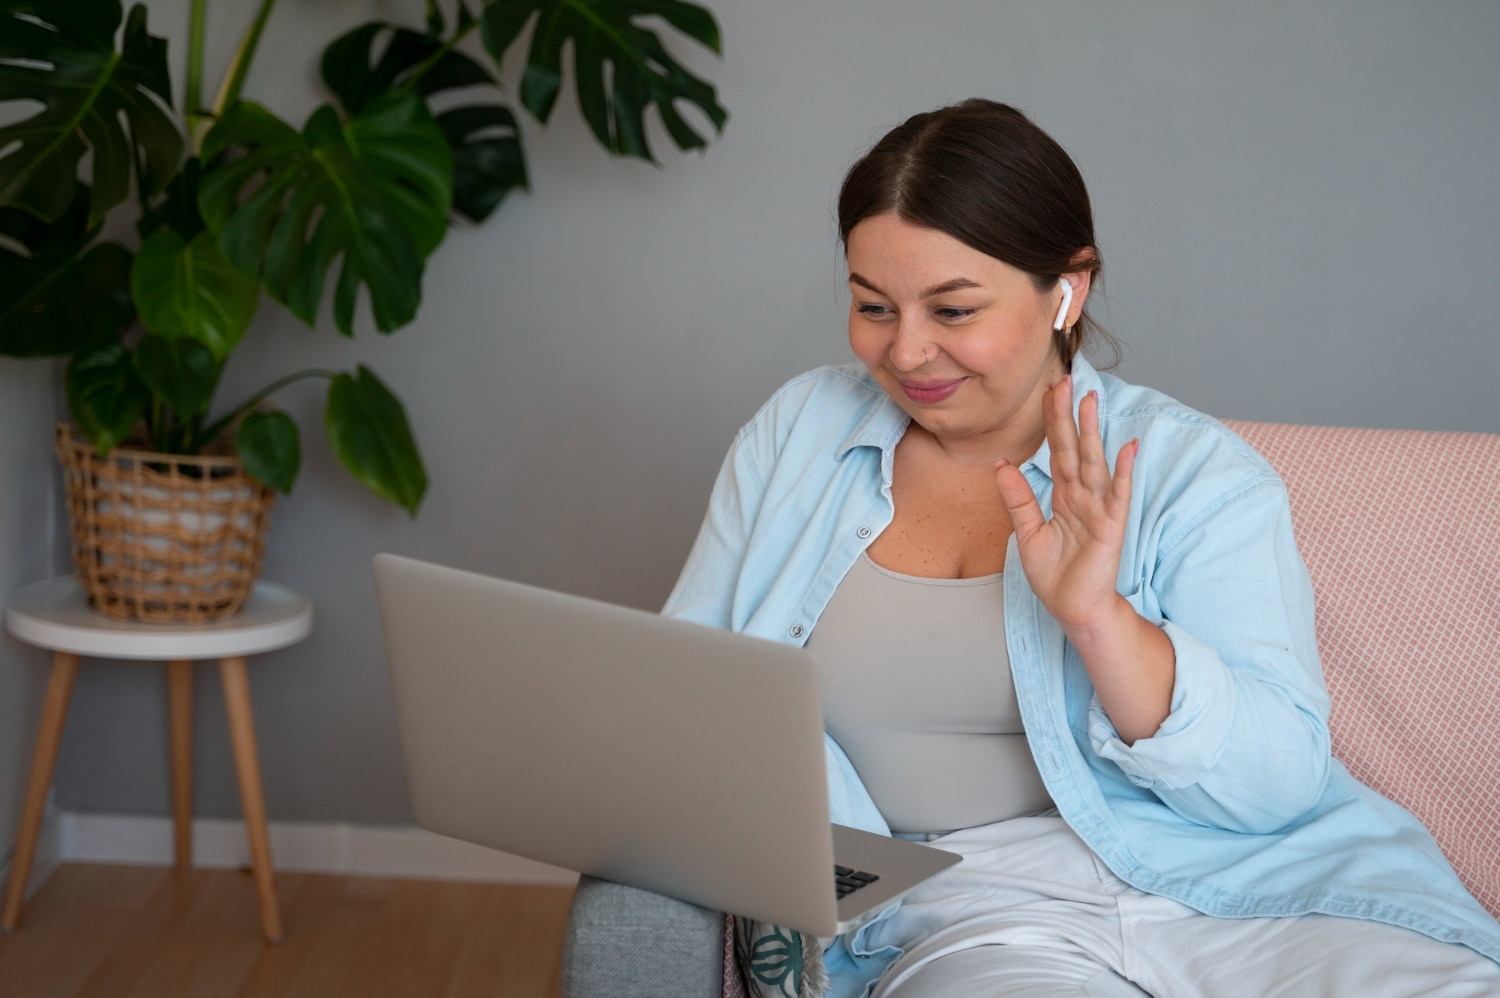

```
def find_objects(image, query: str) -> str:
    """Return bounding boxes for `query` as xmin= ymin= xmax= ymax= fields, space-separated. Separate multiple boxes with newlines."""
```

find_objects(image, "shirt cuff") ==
xmin=1088 ymin=621 xmax=1236 ymax=791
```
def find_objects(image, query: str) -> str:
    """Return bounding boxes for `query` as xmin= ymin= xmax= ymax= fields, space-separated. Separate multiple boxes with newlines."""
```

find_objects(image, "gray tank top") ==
xmin=808 ymin=552 xmax=1052 ymax=834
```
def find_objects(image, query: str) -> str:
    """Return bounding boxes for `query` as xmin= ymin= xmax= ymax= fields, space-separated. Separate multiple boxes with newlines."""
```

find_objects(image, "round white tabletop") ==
xmin=5 ymin=577 xmax=312 ymax=660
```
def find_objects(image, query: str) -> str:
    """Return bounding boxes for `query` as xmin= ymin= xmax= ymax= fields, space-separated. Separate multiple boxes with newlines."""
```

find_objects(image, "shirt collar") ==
xmin=837 ymin=379 xmax=910 ymax=461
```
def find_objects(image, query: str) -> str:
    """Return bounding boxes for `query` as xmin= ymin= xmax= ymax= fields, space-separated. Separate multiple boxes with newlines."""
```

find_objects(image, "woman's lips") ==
xmin=899 ymin=378 xmax=965 ymax=404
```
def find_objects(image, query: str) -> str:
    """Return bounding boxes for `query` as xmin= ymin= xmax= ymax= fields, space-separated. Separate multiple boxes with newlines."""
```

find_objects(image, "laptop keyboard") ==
xmin=834 ymin=864 xmax=880 ymax=899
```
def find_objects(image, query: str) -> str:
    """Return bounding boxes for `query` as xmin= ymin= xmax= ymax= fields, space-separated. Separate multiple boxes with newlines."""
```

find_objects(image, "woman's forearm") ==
xmin=1064 ymin=594 xmax=1176 ymax=744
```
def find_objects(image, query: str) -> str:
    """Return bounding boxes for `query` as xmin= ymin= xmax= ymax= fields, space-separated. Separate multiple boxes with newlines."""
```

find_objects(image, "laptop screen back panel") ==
xmin=375 ymin=554 xmax=842 ymax=933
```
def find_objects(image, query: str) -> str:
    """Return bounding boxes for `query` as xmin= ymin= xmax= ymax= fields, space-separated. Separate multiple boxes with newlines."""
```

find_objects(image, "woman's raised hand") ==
xmin=994 ymin=376 xmax=1138 ymax=635
xmin=996 ymin=377 xmax=1174 ymax=744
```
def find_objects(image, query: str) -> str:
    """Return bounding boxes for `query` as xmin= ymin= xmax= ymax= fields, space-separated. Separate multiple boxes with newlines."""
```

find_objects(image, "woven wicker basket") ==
xmin=56 ymin=424 xmax=275 ymax=623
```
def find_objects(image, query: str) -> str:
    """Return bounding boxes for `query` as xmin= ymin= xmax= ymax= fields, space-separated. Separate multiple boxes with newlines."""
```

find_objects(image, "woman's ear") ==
xmin=1052 ymin=278 xmax=1075 ymax=331
xmin=1058 ymin=252 xmax=1097 ymax=329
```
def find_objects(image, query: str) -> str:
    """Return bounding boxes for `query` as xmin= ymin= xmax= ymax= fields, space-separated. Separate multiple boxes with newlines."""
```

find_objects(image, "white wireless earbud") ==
xmin=1052 ymin=278 xmax=1074 ymax=332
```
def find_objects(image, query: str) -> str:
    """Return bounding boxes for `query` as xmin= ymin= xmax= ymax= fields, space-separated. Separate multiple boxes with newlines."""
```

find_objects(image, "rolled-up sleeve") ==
xmin=1090 ymin=624 xmax=1235 ymax=788
xmin=1088 ymin=481 xmax=1332 ymax=834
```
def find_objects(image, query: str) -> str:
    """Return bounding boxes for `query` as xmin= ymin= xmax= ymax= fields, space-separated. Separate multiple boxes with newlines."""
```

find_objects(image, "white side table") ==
xmin=1 ymin=577 xmax=311 ymax=943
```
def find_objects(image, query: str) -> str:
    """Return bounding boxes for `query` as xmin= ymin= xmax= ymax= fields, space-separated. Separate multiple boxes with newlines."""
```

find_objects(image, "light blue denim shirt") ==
xmin=662 ymin=357 xmax=1500 ymax=995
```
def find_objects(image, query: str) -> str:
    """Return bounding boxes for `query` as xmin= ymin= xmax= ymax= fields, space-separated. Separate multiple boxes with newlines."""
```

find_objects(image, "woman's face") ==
xmin=846 ymin=213 xmax=1085 ymax=456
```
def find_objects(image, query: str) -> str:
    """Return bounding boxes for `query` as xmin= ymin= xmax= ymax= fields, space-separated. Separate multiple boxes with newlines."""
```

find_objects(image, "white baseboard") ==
xmin=47 ymin=809 xmax=578 ymax=886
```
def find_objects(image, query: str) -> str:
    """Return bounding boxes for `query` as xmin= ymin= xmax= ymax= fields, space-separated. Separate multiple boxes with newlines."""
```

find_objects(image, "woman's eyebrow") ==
xmin=920 ymin=277 xmax=982 ymax=298
xmin=846 ymin=273 xmax=983 ymax=298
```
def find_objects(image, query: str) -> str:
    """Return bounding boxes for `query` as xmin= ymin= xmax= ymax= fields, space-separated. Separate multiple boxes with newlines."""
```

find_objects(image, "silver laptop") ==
xmin=372 ymin=552 xmax=960 ymax=936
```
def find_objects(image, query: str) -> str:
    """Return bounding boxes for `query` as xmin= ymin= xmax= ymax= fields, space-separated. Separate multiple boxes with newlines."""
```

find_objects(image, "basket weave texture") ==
xmin=56 ymin=424 xmax=275 ymax=623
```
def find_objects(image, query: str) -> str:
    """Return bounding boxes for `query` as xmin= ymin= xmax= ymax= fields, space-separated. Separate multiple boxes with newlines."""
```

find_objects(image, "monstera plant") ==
xmin=0 ymin=0 xmax=726 ymax=514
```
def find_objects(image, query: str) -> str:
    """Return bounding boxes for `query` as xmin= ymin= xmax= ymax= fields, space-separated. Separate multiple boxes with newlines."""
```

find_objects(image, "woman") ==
xmin=664 ymin=100 xmax=1500 ymax=996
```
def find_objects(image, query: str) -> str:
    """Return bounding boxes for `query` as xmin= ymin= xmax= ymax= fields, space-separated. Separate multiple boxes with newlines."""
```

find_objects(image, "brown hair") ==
xmin=838 ymin=99 xmax=1116 ymax=367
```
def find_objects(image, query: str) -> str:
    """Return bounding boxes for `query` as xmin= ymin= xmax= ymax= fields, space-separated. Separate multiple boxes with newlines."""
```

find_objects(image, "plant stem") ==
xmin=185 ymin=0 xmax=207 ymax=142
xmin=210 ymin=0 xmax=279 ymax=120
xmin=150 ymin=398 xmax=167 ymax=452
xmin=199 ymin=368 xmax=339 ymax=444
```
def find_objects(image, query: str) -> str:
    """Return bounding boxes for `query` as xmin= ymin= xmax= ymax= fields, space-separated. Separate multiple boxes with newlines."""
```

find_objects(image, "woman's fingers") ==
xmin=1110 ymin=438 xmax=1139 ymax=513
xmin=1045 ymin=377 xmax=1081 ymax=486
xmin=1076 ymin=389 xmax=1112 ymax=494
xmin=995 ymin=458 xmax=1046 ymax=540
xmin=1048 ymin=378 xmax=1115 ymax=505
xmin=999 ymin=429 xmax=1138 ymax=622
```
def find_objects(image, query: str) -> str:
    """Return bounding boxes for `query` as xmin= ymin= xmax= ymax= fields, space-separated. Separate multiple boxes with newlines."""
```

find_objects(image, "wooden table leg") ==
xmin=167 ymin=659 xmax=194 ymax=869
xmin=2 ymin=651 xmax=80 ymax=933
xmin=218 ymin=655 xmax=284 ymax=944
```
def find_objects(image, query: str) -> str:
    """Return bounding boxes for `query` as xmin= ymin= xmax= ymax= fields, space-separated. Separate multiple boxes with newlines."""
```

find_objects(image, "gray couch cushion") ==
xmin=560 ymin=875 xmax=724 ymax=998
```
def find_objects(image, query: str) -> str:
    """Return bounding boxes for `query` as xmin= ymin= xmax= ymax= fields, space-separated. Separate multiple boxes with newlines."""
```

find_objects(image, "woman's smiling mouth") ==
xmin=898 ymin=378 xmax=966 ymax=404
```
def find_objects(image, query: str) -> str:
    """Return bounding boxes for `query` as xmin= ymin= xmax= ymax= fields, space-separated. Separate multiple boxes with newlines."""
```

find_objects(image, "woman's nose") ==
xmin=890 ymin=319 xmax=932 ymax=371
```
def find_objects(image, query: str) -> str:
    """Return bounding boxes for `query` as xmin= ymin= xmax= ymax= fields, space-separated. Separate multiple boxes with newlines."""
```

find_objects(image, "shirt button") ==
xmin=790 ymin=624 xmax=804 ymax=639
xmin=857 ymin=526 xmax=871 ymax=539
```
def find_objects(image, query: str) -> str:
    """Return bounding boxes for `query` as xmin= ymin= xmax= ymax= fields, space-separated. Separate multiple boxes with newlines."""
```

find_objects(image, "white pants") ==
xmin=865 ymin=815 xmax=1500 ymax=998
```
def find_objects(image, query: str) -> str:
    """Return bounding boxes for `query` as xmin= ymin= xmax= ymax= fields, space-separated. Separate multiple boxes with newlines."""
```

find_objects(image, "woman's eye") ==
xmin=855 ymin=303 xmax=892 ymax=319
xmin=935 ymin=306 xmax=975 ymax=321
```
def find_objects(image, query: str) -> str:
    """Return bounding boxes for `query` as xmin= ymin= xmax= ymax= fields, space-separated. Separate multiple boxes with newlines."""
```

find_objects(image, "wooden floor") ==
xmin=0 ymin=863 xmax=575 ymax=998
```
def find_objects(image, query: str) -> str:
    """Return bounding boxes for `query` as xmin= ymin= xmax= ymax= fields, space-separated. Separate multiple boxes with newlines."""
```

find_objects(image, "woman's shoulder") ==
xmin=755 ymin=362 xmax=886 ymax=412
xmin=1091 ymin=366 xmax=1285 ymax=528
xmin=738 ymin=363 xmax=897 ymax=442
xmin=723 ymin=364 xmax=905 ymax=483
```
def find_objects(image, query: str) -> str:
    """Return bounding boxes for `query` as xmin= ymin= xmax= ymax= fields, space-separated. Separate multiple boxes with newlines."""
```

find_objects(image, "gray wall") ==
xmin=23 ymin=0 xmax=1500 ymax=826
xmin=0 ymin=361 xmax=64 ymax=862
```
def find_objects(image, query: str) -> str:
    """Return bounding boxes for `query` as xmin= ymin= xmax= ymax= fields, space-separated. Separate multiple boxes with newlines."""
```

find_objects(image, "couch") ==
xmin=558 ymin=420 xmax=1500 ymax=998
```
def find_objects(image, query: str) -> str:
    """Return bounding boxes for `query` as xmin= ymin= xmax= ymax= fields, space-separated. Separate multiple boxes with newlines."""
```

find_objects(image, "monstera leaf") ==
xmin=198 ymin=93 xmax=453 ymax=336
xmin=131 ymin=228 xmax=260 ymax=360
xmin=321 ymin=20 xmax=527 ymax=223
xmin=326 ymin=365 xmax=426 ymax=515
xmin=235 ymin=409 xmax=300 ymax=493
xmin=131 ymin=333 xmax=218 ymax=419
xmin=0 ymin=0 xmax=182 ymax=225
xmin=65 ymin=342 xmax=152 ymax=455
xmin=0 ymin=188 xmax=133 ymax=357
xmin=480 ymin=0 xmax=726 ymax=161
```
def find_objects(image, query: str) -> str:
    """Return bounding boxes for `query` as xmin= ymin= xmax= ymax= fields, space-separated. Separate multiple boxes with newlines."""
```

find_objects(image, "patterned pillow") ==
xmin=726 ymin=914 xmax=829 ymax=998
